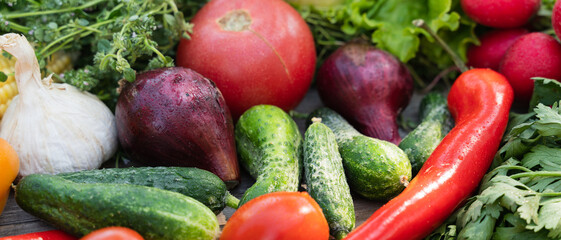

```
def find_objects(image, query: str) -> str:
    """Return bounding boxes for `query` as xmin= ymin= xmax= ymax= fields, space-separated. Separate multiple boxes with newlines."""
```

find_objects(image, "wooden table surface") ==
xmin=0 ymin=86 xmax=423 ymax=237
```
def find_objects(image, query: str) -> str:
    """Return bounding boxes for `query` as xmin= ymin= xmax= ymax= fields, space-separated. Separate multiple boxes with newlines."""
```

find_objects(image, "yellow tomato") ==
xmin=0 ymin=138 xmax=19 ymax=215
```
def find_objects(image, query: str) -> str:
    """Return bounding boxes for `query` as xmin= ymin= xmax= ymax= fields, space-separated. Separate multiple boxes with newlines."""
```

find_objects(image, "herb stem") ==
xmin=539 ymin=192 xmax=561 ymax=197
xmin=489 ymin=165 xmax=533 ymax=175
xmin=144 ymin=38 xmax=167 ymax=64
xmin=405 ymin=64 xmax=426 ymax=89
xmin=38 ymin=19 xmax=114 ymax=57
xmin=5 ymin=0 xmax=107 ymax=19
xmin=510 ymin=171 xmax=561 ymax=179
xmin=5 ymin=21 xmax=30 ymax=33
xmin=43 ymin=29 xmax=98 ymax=58
xmin=412 ymin=19 xmax=468 ymax=73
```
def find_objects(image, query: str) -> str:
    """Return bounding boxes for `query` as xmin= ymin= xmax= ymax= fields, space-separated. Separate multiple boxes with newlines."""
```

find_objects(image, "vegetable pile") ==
xmin=2 ymin=0 xmax=561 ymax=240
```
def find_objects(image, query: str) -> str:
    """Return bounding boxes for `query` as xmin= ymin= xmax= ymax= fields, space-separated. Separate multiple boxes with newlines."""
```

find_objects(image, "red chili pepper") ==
xmin=0 ymin=230 xmax=77 ymax=240
xmin=344 ymin=68 xmax=514 ymax=240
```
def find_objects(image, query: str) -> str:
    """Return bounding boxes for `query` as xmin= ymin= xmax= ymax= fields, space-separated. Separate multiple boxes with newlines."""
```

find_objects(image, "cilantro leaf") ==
xmin=522 ymin=145 xmax=561 ymax=171
xmin=493 ymin=213 xmax=551 ymax=240
xmin=529 ymin=78 xmax=561 ymax=111
xmin=534 ymin=102 xmax=561 ymax=137
xmin=527 ymin=198 xmax=561 ymax=238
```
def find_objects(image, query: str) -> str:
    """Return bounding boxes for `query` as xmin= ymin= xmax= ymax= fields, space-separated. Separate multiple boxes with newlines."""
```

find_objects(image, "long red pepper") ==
xmin=0 ymin=230 xmax=77 ymax=240
xmin=344 ymin=68 xmax=514 ymax=240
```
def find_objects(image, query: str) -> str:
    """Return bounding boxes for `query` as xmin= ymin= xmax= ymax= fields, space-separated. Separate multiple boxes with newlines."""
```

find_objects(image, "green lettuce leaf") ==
xmin=294 ymin=0 xmax=476 ymax=63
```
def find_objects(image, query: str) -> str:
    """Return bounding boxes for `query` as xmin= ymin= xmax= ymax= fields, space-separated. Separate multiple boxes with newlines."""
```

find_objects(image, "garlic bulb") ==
xmin=0 ymin=33 xmax=118 ymax=177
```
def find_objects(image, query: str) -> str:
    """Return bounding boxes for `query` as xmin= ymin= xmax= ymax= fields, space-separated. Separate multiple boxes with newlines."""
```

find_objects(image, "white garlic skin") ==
xmin=0 ymin=33 xmax=118 ymax=177
xmin=0 ymin=83 xmax=118 ymax=177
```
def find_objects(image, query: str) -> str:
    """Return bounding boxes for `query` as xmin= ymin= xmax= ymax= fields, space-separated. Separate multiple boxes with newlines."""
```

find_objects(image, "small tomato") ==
xmin=0 ymin=137 xmax=19 ymax=215
xmin=80 ymin=227 xmax=144 ymax=240
xmin=220 ymin=192 xmax=329 ymax=240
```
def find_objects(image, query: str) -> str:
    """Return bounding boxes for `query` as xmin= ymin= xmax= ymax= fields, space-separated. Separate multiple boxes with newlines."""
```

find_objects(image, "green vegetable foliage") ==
xmin=291 ymin=0 xmax=478 ymax=87
xmin=0 ymin=0 xmax=206 ymax=108
xmin=426 ymin=78 xmax=561 ymax=240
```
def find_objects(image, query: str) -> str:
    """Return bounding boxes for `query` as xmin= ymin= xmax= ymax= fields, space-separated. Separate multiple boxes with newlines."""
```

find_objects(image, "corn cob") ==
xmin=0 ymin=54 xmax=18 ymax=118
xmin=0 ymin=51 xmax=72 ymax=118
xmin=46 ymin=51 xmax=74 ymax=75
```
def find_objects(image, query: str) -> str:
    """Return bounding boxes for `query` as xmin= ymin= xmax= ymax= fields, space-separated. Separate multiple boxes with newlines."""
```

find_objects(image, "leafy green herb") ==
xmin=426 ymin=80 xmax=561 ymax=240
xmin=529 ymin=78 xmax=561 ymax=112
xmin=0 ymin=0 xmax=205 ymax=108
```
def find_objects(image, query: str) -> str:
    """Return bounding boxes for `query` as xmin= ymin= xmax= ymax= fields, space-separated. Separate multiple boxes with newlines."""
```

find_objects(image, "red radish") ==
xmin=553 ymin=0 xmax=561 ymax=40
xmin=461 ymin=0 xmax=541 ymax=28
xmin=499 ymin=32 xmax=561 ymax=106
xmin=115 ymin=67 xmax=240 ymax=187
xmin=316 ymin=41 xmax=413 ymax=145
xmin=176 ymin=0 xmax=316 ymax=119
xmin=467 ymin=28 xmax=528 ymax=71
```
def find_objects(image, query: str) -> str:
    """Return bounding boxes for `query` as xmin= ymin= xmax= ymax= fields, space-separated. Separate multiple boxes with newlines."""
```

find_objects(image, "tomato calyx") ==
xmin=218 ymin=10 xmax=252 ymax=31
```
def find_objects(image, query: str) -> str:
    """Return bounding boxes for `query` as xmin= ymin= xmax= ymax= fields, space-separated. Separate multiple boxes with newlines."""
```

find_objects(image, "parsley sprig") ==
xmin=0 ymin=0 xmax=203 ymax=108
xmin=427 ymin=79 xmax=561 ymax=240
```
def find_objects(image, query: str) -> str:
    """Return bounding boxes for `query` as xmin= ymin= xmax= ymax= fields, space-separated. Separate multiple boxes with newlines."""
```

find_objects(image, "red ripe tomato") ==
xmin=176 ymin=0 xmax=316 ymax=119
xmin=220 ymin=192 xmax=329 ymax=240
xmin=461 ymin=0 xmax=541 ymax=28
xmin=80 ymin=227 xmax=144 ymax=240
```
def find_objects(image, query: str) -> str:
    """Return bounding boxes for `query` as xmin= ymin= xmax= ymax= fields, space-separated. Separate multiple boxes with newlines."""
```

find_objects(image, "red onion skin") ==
xmin=317 ymin=42 xmax=413 ymax=144
xmin=116 ymin=67 xmax=240 ymax=187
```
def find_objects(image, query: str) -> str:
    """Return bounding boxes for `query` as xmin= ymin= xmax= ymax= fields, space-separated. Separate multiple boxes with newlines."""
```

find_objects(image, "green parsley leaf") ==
xmin=521 ymin=145 xmax=561 ymax=171
xmin=527 ymin=198 xmax=561 ymax=238
xmin=534 ymin=102 xmax=561 ymax=137
xmin=493 ymin=214 xmax=551 ymax=240
xmin=529 ymin=78 xmax=561 ymax=111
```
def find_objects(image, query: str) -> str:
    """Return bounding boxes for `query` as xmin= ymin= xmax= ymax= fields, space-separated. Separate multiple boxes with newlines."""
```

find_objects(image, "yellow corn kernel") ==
xmin=0 ymin=51 xmax=73 ymax=119
xmin=46 ymin=51 xmax=73 ymax=75
xmin=0 ymin=54 xmax=18 ymax=119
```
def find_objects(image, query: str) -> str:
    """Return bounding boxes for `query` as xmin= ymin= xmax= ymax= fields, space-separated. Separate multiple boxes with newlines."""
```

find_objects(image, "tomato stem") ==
xmin=412 ymin=19 xmax=468 ymax=73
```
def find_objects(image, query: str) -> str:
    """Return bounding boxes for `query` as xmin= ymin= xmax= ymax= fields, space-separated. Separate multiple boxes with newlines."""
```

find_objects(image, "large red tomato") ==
xmin=176 ymin=0 xmax=316 ymax=119
xmin=220 ymin=192 xmax=329 ymax=240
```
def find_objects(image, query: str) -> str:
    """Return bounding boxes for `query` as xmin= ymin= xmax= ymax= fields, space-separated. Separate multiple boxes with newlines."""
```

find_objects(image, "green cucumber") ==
xmin=235 ymin=105 xmax=302 ymax=206
xmin=15 ymin=174 xmax=219 ymax=240
xmin=307 ymin=107 xmax=411 ymax=200
xmin=303 ymin=118 xmax=355 ymax=239
xmin=57 ymin=167 xmax=239 ymax=213
xmin=399 ymin=92 xmax=453 ymax=175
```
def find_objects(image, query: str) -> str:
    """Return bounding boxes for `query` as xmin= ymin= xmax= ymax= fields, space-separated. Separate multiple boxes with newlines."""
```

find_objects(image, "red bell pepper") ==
xmin=344 ymin=68 xmax=514 ymax=240
xmin=0 ymin=230 xmax=77 ymax=240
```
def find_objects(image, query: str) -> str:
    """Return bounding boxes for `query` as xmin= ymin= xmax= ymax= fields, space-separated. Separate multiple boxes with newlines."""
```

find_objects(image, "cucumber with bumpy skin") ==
xmin=399 ymin=92 xmax=453 ymax=175
xmin=15 ymin=174 xmax=219 ymax=240
xmin=304 ymin=118 xmax=355 ymax=239
xmin=235 ymin=105 xmax=302 ymax=206
xmin=57 ymin=167 xmax=239 ymax=213
xmin=307 ymin=107 xmax=411 ymax=200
